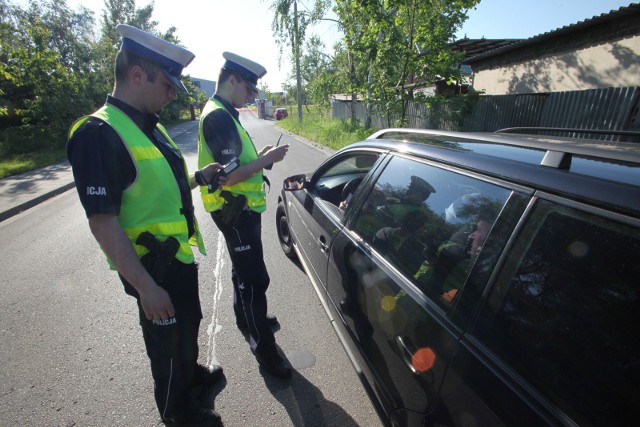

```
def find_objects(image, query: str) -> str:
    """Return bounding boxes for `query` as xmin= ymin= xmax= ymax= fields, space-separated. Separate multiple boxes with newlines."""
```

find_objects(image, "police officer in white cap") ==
xmin=196 ymin=52 xmax=291 ymax=378
xmin=67 ymin=24 xmax=225 ymax=426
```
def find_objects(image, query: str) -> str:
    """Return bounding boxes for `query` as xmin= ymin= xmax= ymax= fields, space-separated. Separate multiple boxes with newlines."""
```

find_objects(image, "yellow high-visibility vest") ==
xmin=69 ymin=104 xmax=206 ymax=268
xmin=197 ymin=98 xmax=266 ymax=213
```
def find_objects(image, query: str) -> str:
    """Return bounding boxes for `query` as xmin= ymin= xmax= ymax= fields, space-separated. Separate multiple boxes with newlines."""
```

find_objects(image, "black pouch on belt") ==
xmin=220 ymin=190 xmax=247 ymax=226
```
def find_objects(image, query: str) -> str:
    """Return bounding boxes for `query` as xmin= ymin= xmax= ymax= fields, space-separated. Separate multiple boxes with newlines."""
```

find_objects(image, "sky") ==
xmin=62 ymin=0 xmax=633 ymax=91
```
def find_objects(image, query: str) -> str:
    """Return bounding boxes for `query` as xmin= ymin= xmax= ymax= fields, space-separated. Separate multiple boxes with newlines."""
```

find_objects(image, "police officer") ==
xmin=67 ymin=24 xmax=225 ymax=426
xmin=197 ymin=52 xmax=291 ymax=378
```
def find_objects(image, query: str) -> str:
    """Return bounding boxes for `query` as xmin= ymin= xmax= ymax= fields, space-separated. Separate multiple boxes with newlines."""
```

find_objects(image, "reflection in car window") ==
xmin=352 ymin=156 xmax=510 ymax=308
xmin=475 ymin=201 xmax=640 ymax=425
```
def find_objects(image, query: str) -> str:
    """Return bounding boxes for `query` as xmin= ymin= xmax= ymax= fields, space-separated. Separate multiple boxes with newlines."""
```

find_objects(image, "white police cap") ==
xmin=116 ymin=24 xmax=195 ymax=93
xmin=222 ymin=52 xmax=267 ymax=93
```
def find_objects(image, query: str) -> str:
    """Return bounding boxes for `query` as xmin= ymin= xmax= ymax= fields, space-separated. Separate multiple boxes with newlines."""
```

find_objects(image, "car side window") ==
xmin=352 ymin=156 xmax=510 ymax=308
xmin=474 ymin=200 xmax=640 ymax=425
xmin=311 ymin=153 xmax=379 ymax=209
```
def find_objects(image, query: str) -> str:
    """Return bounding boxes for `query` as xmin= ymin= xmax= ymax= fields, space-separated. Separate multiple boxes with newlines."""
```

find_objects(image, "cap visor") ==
xmin=162 ymin=69 xmax=188 ymax=93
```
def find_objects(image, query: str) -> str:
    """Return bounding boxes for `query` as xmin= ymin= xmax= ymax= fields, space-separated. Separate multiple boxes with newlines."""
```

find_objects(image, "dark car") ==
xmin=274 ymin=108 xmax=288 ymax=120
xmin=276 ymin=127 xmax=640 ymax=426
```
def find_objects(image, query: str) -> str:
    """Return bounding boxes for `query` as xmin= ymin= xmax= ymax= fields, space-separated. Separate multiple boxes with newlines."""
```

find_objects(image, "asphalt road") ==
xmin=0 ymin=112 xmax=384 ymax=426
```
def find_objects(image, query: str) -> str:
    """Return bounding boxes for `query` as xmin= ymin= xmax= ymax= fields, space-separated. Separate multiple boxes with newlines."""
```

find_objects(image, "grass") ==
xmin=275 ymin=105 xmax=378 ymax=150
xmin=0 ymin=148 xmax=68 ymax=178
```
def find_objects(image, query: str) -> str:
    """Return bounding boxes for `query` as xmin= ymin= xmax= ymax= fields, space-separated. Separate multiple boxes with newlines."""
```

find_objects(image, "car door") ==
xmin=445 ymin=195 xmax=640 ymax=426
xmin=285 ymin=150 xmax=382 ymax=290
xmin=325 ymin=154 xmax=514 ymax=425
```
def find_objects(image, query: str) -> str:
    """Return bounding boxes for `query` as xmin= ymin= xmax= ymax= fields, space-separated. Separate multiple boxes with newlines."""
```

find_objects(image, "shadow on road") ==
xmin=263 ymin=369 xmax=361 ymax=427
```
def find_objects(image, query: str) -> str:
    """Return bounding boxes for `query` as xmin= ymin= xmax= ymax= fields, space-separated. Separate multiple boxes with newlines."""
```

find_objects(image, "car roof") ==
xmin=343 ymin=128 xmax=640 ymax=216
xmin=368 ymin=128 xmax=640 ymax=163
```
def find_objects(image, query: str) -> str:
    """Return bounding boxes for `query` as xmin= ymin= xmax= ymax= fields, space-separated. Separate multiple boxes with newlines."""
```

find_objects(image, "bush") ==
xmin=0 ymin=123 xmax=67 ymax=157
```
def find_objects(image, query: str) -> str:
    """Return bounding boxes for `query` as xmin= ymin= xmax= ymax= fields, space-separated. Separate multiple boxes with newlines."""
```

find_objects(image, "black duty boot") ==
xmin=236 ymin=314 xmax=279 ymax=331
xmin=192 ymin=364 xmax=224 ymax=387
xmin=255 ymin=350 xmax=292 ymax=379
xmin=164 ymin=406 xmax=223 ymax=427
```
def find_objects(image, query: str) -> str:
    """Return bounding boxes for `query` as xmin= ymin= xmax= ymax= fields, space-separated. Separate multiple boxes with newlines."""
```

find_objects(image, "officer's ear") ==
xmin=228 ymin=73 xmax=238 ymax=88
xmin=129 ymin=64 xmax=144 ymax=86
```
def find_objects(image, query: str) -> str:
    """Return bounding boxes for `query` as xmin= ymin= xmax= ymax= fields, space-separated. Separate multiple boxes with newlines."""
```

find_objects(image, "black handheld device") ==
xmin=208 ymin=157 xmax=239 ymax=193
xmin=265 ymin=134 xmax=283 ymax=170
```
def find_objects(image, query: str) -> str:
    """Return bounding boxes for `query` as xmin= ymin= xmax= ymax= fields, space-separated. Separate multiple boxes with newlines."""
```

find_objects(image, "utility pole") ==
xmin=294 ymin=0 xmax=303 ymax=123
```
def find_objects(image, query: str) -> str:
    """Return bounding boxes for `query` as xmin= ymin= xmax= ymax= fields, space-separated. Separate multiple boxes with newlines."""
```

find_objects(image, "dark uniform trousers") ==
xmin=211 ymin=208 xmax=276 ymax=357
xmin=120 ymin=260 xmax=203 ymax=421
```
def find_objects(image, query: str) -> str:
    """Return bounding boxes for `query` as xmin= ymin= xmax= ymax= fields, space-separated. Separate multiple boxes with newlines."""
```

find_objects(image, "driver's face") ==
xmin=469 ymin=220 xmax=491 ymax=256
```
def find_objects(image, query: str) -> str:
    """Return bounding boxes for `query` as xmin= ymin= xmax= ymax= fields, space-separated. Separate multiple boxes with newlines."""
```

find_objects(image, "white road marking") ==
xmin=206 ymin=231 xmax=226 ymax=367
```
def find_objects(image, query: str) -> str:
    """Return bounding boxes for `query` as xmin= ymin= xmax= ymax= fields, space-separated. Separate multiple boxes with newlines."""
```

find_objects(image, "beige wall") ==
xmin=471 ymin=35 xmax=640 ymax=95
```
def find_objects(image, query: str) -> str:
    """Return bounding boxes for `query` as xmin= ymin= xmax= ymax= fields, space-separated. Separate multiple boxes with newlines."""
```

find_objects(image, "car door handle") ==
xmin=396 ymin=336 xmax=435 ymax=383
xmin=319 ymin=235 xmax=329 ymax=253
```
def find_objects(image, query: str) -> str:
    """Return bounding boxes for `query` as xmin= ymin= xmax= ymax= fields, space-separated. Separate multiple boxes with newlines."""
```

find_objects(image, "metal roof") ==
xmin=449 ymin=38 xmax=522 ymax=58
xmin=457 ymin=3 xmax=640 ymax=63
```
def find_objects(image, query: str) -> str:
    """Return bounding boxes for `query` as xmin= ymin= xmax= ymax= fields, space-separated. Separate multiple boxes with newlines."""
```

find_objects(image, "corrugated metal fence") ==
xmin=332 ymin=87 xmax=640 ymax=139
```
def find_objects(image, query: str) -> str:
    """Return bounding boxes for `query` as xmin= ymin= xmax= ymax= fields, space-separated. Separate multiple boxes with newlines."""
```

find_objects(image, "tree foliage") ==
xmin=1 ymin=0 xmax=95 ymax=130
xmin=0 ymin=0 xmax=202 ymax=156
xmin=269 ymin=0 xmax=330 ymax=69
xmin=299 ymin=36 xmax=341 ymax=110
xmin=333 ymin=0 xmax=479 ymax=127
xmin=269 ymin=0 xmax=331 ymax=121
xmin=268 ymin=0 xmax=477 ymax=128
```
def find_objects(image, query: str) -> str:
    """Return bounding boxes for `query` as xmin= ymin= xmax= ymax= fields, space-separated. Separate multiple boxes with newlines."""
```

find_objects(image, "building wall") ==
xmin=472 ymin=35 xmax=640 ymax=95
xmin=191 ymin=78 xmax=216 ymax=98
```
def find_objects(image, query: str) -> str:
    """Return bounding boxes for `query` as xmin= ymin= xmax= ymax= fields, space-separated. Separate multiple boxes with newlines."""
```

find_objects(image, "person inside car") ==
xmin=415 ymin=195 xmax=499 ymax=304
xmin=416 ymin=218 xmax=491 ymax=303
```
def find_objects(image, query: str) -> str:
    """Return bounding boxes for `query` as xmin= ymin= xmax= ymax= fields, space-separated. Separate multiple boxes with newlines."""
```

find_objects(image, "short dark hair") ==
xmin=115 ymin=49 xmax=161 ymax=84
xmin=218 ymin=67 xmax=244 ymax=86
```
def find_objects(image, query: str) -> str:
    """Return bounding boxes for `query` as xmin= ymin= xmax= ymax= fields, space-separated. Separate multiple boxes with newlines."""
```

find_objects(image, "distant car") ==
xmin=276 ymin=127 xmax=640 ymax=426
xmin=274 ymin=108 xmax=288 ymax=120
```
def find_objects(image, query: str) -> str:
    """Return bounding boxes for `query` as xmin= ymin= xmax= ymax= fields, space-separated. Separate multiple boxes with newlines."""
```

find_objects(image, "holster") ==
xmin=220 ymin=190 xmax=247 ymax=226
xmin=136 ymin=231 xmax=180 ymax=285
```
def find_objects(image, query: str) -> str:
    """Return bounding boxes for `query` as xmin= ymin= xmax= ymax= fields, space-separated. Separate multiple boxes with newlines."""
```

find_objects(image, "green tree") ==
xmin=0 ymin=0 xmax=97 ymax=153
xmin=334 ymin=0 xmax=478 ymax=127
xmin=269 ymin=0 xmax=331 ymax=122
xmin=0 ymin=0 xmax=196 ymax=159
xmin=299 ymin=35 xmax=335 ymax=109
xmin=101 ymin=0 xmax=157 ymax=49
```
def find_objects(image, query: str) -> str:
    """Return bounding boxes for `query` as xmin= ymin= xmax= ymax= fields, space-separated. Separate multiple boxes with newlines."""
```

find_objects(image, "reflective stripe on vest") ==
xmin=197 ymin=98 xmax=266 ymax=212
xmin=69 ymin=104 xmax=206 ymax=269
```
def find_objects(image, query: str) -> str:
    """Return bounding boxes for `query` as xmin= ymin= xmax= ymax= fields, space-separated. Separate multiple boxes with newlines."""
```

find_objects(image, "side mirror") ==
xmin=283 ymin=174 xmax=306 ymax=191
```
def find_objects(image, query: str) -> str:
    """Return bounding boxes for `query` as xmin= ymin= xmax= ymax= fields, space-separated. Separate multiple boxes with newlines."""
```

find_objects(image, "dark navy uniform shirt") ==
xmin=200 ymin=95 xmax=244 ymax=165
xmin=66 ymin=96 xmax=196 ymax=236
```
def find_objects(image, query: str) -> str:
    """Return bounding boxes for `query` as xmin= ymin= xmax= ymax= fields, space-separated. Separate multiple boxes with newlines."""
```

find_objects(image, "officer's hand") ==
xmin=259 ymin=145 xmax=273 ymax=156
xmin=139 ymin=285 xmax=176 ymax=321
xmin=202 ymin=162 xmax=229 ymax=188
xmin=264 ymin=144 xmax=289 ymax=164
